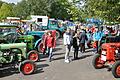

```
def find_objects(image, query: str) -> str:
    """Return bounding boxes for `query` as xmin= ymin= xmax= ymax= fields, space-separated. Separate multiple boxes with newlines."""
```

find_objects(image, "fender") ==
xmin=34 ymin=38 xmax=42 ymax=48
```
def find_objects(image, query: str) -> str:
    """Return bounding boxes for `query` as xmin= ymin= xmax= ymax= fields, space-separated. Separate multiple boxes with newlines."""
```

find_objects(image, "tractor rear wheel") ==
xmin=112 ymin=61 xmax=120 ymax=78
xmin=38 ymin=42 xmax=45 ymax=53
xmin=92 ymin=54 xmax=104 ymax=69
xmin=28 ymin=50 xmax=39 ymax=62
xmin=19 ymin=60 xmax=36 ymax=75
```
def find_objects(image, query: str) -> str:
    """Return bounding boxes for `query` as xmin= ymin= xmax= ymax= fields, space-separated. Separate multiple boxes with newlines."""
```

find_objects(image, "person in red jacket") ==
xmin=42 ymin=31 xmax=48 ymax=55
xmin=46 ymin=31 xmax=55 ymax=62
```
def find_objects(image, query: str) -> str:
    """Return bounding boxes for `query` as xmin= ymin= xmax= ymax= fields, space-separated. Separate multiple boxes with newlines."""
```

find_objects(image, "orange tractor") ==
xmin=92 ymin=36 xmax=120 ymax=78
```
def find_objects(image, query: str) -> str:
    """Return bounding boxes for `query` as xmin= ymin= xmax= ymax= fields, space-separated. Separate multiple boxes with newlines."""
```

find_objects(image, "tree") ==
xmin=84 ymin=0 xmax=120 ymax=22
xmin=0 ymin=0 xmax=4 ymax=8
xmin=13 ymin=0 xmax=51 ymax=19
xmin=27 ymin=0 xmax=51 ymax=16
xmin=0 ymin=3 xmax=14 ymax=20
xmin=13 ymin=0 xmax=30 ymax=19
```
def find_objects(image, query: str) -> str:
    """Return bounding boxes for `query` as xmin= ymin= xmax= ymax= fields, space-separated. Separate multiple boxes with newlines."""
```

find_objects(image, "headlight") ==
xmin=102 ymin=51 xmax=106 ymax=55
xmin=115 ymin=50 xmax=118 ymax=53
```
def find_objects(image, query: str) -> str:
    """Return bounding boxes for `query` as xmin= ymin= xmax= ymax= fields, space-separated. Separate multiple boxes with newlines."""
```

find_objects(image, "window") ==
xmin=37 ymin=18 xmax=42 ymax=22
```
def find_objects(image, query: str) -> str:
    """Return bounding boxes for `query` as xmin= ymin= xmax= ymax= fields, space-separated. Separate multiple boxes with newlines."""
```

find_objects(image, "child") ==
xmin=73 ymin=32 xmax=79 ymax=60
xmin=46 ymin=31 xmax=55 ymax=62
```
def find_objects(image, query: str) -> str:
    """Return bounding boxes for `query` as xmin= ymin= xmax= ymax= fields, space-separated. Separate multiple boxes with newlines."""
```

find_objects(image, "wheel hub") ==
xmin=23 ymin=63 xmax=34 ymax=74
xmin=29 ymin=52 xmax=38 ymax=61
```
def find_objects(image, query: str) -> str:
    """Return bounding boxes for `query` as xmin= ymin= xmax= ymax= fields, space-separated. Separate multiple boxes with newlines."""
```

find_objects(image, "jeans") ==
xmin=48 ymin=47 xmax=53 ymax=61
xmin=65 ymin=45 xmax=71 ymax=60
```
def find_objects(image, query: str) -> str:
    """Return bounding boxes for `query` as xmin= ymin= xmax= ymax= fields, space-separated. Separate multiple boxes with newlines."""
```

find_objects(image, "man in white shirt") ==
xmin=63 ymin=28 xmax=72 ymax=63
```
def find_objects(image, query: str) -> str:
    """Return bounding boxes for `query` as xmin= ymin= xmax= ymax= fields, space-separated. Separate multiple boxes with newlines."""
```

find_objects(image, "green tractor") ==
xmin=0 ymin=23 xmax=39 ymax=62
xmin=0 ymin=43 xmax=36 ymax=75
xmin=15 ymin=35 xmax=39 ymax=62
xmin=0 ymin=23 xmax=37 ymax=75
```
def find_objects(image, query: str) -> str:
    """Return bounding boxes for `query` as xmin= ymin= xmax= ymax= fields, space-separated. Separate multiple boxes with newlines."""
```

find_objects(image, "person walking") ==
xmin=93 ymin=27 xmax=104 ymax=53
xmin=73 ymin=32 xmax=79 ymax=60
xmin=79 ymin=29 xmax=88 ymax=53
xmin=63 ymin=28 xmax=72 ymax=63
xmin=42 ymin=31 xmax=49 ymax=55
xmin=86 ymin=31 xmax=92 ymax=48
xmin=46 ymin=31 xmax=55 ymax=62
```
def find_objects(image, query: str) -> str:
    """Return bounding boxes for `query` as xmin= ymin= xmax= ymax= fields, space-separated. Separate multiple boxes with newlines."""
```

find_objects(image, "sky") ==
xmin=1 ymin=0 xmax=21 ymax=4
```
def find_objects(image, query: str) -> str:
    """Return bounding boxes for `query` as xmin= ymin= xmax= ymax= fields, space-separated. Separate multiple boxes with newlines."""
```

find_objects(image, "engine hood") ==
xmin=102 ymin=43 xmax=120 ymax=49
xmin=0 ymin=43 xmax=26 ymax=50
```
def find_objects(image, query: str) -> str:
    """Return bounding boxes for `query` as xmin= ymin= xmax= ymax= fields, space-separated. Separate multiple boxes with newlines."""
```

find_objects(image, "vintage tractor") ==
xmin=92 ymin=36 xmax=120 ymax=78
xmin=0 ymin=23 xmax=39 ymax=62
xmin=15 ymin=35 xmax=39 ymax=62
xmin=0 ymin=43 xmax=36 ymax=75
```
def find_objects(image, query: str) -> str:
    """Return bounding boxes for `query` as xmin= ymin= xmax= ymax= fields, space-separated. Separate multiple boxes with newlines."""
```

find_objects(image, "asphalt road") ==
xmin=0 ymin=39 xmax=118 ymax=80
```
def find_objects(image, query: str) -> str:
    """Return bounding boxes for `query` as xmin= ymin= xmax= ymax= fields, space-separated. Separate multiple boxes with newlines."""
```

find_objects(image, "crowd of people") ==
xmin=63 ymin=24 xmax=119 ymax=63
xmin=38 ymin=23 xmax=119 ymax=63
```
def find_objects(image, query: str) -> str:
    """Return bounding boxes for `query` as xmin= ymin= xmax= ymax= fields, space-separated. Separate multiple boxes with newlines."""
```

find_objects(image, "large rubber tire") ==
xmin=28 ymin=50 xmax=39 ymax=62
xmin=56 ymin=31 xmax=60 ymax=40
xmin=112 ymin=61 xmax=120 ymax=78
xmin=37 ymin=42 xmax=45 ymax=53
xmin=92 ymin=54 xmax=104 ymax=69
xmin=19 ymin=60 xmax=36 ymax=75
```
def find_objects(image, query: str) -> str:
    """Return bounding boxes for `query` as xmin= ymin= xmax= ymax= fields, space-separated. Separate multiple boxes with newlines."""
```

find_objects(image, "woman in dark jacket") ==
xmin=73 ymin=32 xmax=79 ymax=60
xmin=79 ymin=29 xmax=88 ymax=53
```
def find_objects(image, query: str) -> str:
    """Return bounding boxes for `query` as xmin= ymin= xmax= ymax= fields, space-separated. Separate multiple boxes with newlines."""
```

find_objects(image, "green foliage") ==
xmin=27 ymin=0 xmax=51 ymax=16
xmin=0 ymin=0 xmax=119 ymax=23
xmin=84 ymin=0 xmax=120 ymax=22
xmin=0 ymin=3 xmax=14 ymax=20
xmin=50 ymin=0 xmax=71 ymax=20
xmin=13 ymin=0 xmax=51 ymax=19
xmin=12 ymin=0 xmax=81 ymax=20
xmin=13 ymin=0 xmax=30 ymax=19
xmin=0 ymin=0 xmax=4 ymax=8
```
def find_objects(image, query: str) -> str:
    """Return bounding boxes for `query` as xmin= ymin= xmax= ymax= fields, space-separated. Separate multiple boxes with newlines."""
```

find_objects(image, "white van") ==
xmin=31 ymin=15 xmax=48 ymax=27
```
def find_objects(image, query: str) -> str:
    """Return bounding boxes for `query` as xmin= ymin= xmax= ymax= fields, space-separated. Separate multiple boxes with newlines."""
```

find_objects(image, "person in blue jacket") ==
xmin=93 ymin=27 xmax=104 ymax=53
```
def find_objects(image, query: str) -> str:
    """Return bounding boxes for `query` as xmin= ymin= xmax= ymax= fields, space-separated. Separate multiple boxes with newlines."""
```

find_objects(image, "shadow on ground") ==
xmin=0 ymin=63 xmax=49 ymax=78
xmin=53 ymin=48 xmax=62 ymax=52
xmin=53 ymin=56 xmax=73 ymax=61
xmin=37 ymin=63 xmax=49 ymax=69
xmin=0 ymin=68 xmax=19 ymax=78
xmin=53 ymin=52 xmax=65 ymax=56
xmin=34 ymin=64 xmax=49 ymax=74
xmin=85 ymin=49 xmax=95 ymax=53
xmin=73 ymin=54 xmax=93 ymax=61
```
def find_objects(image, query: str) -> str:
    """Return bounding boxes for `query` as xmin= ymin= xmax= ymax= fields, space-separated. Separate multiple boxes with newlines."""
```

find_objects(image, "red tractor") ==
xmin=92 ymin=36 xmax=120 ymax=78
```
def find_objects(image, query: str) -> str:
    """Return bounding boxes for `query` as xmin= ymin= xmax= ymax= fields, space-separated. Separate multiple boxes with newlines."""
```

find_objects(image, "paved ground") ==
xmin=0 ymin=39 xmax=118 ymax=80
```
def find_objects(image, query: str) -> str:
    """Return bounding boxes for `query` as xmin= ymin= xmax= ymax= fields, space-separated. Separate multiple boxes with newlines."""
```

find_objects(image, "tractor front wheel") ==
xmin=112 ymin=61 xmax=120 ymax=78
xmin=92 ymin=54 xmax=104 ymax=69
xmin=28 ymin=50 xmax=39 ymax=62
xmin=19 ymin=60 xmax=36 ymax=75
